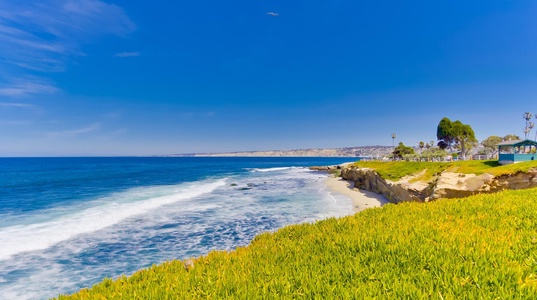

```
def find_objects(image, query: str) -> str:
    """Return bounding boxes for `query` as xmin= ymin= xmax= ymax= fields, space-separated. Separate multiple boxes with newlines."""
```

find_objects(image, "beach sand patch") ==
xmin=325 ymin=177 xmax=389 ymax=212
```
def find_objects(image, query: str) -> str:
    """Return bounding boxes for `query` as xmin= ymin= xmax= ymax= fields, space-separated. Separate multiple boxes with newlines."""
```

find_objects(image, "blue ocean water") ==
xmin=0 ymin=157 xmax=357 ymax=299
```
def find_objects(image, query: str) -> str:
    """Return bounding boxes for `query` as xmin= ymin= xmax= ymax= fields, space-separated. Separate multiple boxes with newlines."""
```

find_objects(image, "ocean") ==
xmin=0 ymin=157 xmax=357 ymax=299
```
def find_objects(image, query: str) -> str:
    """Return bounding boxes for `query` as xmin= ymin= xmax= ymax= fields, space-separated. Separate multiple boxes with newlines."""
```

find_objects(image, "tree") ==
xmin=437 ymin=140 xmax=448 ymax=150
xmin=392 ymin=142 xmax=415 ymax=159
xmin=436 ymin=117 xmax=477 ymax=159
xmin=464 ymin=139 xmax=479 ymax=157
xmin=481 ymin=135 xmax=502 ymax=157
xmin=419 ymin=141 xmax=425 ymax=152
xmin=524 ymin=124 xmax=534 ymax=139
xmin=420 ymin=147 xmax=448 ymax=162
xmin=503 ymin=134 xmax=520 ymax=141
xmin=523 ymin=112 xmax=534 ymax=139
xmin=437 ymin=117 xmax=455 ymax=149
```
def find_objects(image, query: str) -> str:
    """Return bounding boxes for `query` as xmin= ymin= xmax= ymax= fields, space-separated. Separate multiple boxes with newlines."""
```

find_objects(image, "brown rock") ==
xmin=341 ymin=166 xmax=537 ymax=203
xmin=183 ymin=258 xmax=195 ymax=271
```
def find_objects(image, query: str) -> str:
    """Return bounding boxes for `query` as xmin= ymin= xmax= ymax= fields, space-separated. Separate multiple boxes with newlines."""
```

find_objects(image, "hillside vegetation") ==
xmin=58 ymin=187 xmax=537 ymax=299
xmin=352 ymin=160 xmax=537 ymax=182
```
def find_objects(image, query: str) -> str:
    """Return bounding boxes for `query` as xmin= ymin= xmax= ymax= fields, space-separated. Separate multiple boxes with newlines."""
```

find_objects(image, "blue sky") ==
xmin=1 ymin=0 xmax=537 ymax=156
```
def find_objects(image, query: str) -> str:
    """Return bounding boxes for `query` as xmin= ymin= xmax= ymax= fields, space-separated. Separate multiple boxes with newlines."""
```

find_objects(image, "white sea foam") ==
xmin=0 ymin=166 xmax=354 ymax=300
xmin=249 ymin=166 xmax=301 ymax=173
xmin=0 ymin=179 xmax=226 ymax=261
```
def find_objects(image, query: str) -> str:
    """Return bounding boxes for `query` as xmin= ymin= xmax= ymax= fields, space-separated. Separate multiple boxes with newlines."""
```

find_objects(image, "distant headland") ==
xmin=169 ymin=146 xmax=393 ymax=157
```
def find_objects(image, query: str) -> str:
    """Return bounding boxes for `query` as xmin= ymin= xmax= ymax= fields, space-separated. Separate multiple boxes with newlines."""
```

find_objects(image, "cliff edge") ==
xmin=341 ymin=166 xmax=537 ymax=203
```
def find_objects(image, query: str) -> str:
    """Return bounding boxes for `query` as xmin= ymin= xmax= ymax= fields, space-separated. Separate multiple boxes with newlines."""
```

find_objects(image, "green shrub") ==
xmin=329 ymin=168 xmax=342 ymax=177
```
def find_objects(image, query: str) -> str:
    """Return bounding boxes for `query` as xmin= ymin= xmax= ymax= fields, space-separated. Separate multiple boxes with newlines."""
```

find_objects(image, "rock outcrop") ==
xmin=341 ymin=166 xmax=537 ymax=203
xmin=309 ymin=165 xmax=342 ymax=172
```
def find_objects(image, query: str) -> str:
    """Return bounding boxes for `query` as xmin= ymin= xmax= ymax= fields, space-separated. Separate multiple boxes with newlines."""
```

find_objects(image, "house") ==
xmin=497 ymin=139 xmax=537 ymax=165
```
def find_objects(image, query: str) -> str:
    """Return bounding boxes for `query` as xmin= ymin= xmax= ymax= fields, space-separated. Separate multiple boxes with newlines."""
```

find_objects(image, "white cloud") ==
xmin=0 ymin=102 xmax=35 ymax=108
xmin=115 ymin=51 xmax=140 ymax=57
xmin=0 ymin=0 xmax=136 ymax=96
xmin=110 ymin=128 xmax=127 ymax=135
xmin=178 ymin=111 xmax=217 ymax=118
xmin=0 ymin=79 xmax=58 ymax=97
xmin=0 ymin=120 xmax=32 ymax=126
xmin=102 ymin=111 xmax=123 ymax=120
xmin=101 ymin=128 xmax=128 ymax=139
xmin=47 ymin=122 xmax=101 ymax=138
xmin=62 ymin=0 xmax=136 ymax=37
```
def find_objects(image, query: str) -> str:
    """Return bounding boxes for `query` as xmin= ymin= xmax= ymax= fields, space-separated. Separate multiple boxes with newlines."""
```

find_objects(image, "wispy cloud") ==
xmin=0 ymin=78 xmax=58 ymax=97
xmin=100 ymin=128 xmax=128 ymax=140
xmin=178 ymin=111 xmax=217 ymax=118
xmin=0 ymin=102 xmax=35 ymax=108
xmin=115 ymin=51 xmax=140 ymax=57
xmin=47 ymin=122 xmax=101 ymax=138
xmin=0 ymin=0 xmax=136 ymax=96
xmin=109 ymin=128 xmax=127 ymax=136
xmin=102 ymin=111 xmax=123 ymax=120
xmin=0 ymin=120 xmax=33 ymax=126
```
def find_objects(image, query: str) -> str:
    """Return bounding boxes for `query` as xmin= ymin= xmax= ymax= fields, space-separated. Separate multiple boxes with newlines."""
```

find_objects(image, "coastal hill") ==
xmin=171 ymin=146 xmax=392 ymax=157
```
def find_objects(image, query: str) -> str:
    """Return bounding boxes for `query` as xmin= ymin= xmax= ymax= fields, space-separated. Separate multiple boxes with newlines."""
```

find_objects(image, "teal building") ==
xmin=497 ymin=139 xmax=537 ymax=165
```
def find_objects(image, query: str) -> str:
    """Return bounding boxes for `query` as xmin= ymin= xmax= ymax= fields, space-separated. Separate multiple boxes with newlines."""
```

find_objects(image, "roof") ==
xmin=496 ymin=139 xmax=537 ymax=147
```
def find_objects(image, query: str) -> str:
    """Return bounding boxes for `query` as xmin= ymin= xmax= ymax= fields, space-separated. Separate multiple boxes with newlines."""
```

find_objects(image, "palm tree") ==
xmin=524 ymin=122 xmax=535 ymax=140
xmin=523 ymin=112 xmax=533 ymax=139
xmin=416 ymin=141 xmax=424 ymax=161
xmin=535 ymin=113 xmax=537 ymax=141
xmin=524 ymin=127 xmax=531 ymax=139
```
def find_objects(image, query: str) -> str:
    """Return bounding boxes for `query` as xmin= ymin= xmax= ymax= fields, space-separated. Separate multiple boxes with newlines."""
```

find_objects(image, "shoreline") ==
xmin=325 ymin=176 xmax=389 ymax=212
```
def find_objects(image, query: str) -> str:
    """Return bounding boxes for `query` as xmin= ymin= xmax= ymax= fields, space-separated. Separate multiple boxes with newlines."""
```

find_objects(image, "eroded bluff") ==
xmin=341 ymin=166 xmax=537 ymax=203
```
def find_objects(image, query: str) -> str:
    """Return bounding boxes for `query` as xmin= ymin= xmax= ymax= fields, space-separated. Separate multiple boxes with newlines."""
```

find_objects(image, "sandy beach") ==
xmin=325 ymin=176 xmax=390 ymax=212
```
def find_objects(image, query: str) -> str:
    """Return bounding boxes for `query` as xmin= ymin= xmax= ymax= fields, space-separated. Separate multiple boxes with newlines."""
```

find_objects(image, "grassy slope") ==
xmin=58 ymin=187 xmax=537 ymax=299
xmin=352 ymin=160 xmax=537 ymax=182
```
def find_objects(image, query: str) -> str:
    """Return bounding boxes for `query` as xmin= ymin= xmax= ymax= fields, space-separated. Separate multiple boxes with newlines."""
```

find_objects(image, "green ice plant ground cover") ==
xmin=57 ymin=186 xmax=537 ymax=299
xmin=351 ymin=160 xmax=537 ymax=182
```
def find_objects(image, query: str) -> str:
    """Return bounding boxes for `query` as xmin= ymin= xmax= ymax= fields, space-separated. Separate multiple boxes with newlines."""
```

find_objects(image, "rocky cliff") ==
xmin=341 ymin=166 xmax=537 ymax=203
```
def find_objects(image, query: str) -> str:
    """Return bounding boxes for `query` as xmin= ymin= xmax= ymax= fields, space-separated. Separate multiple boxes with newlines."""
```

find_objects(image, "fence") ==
xmin=359 ymin=154 xmax=496 ymax=162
